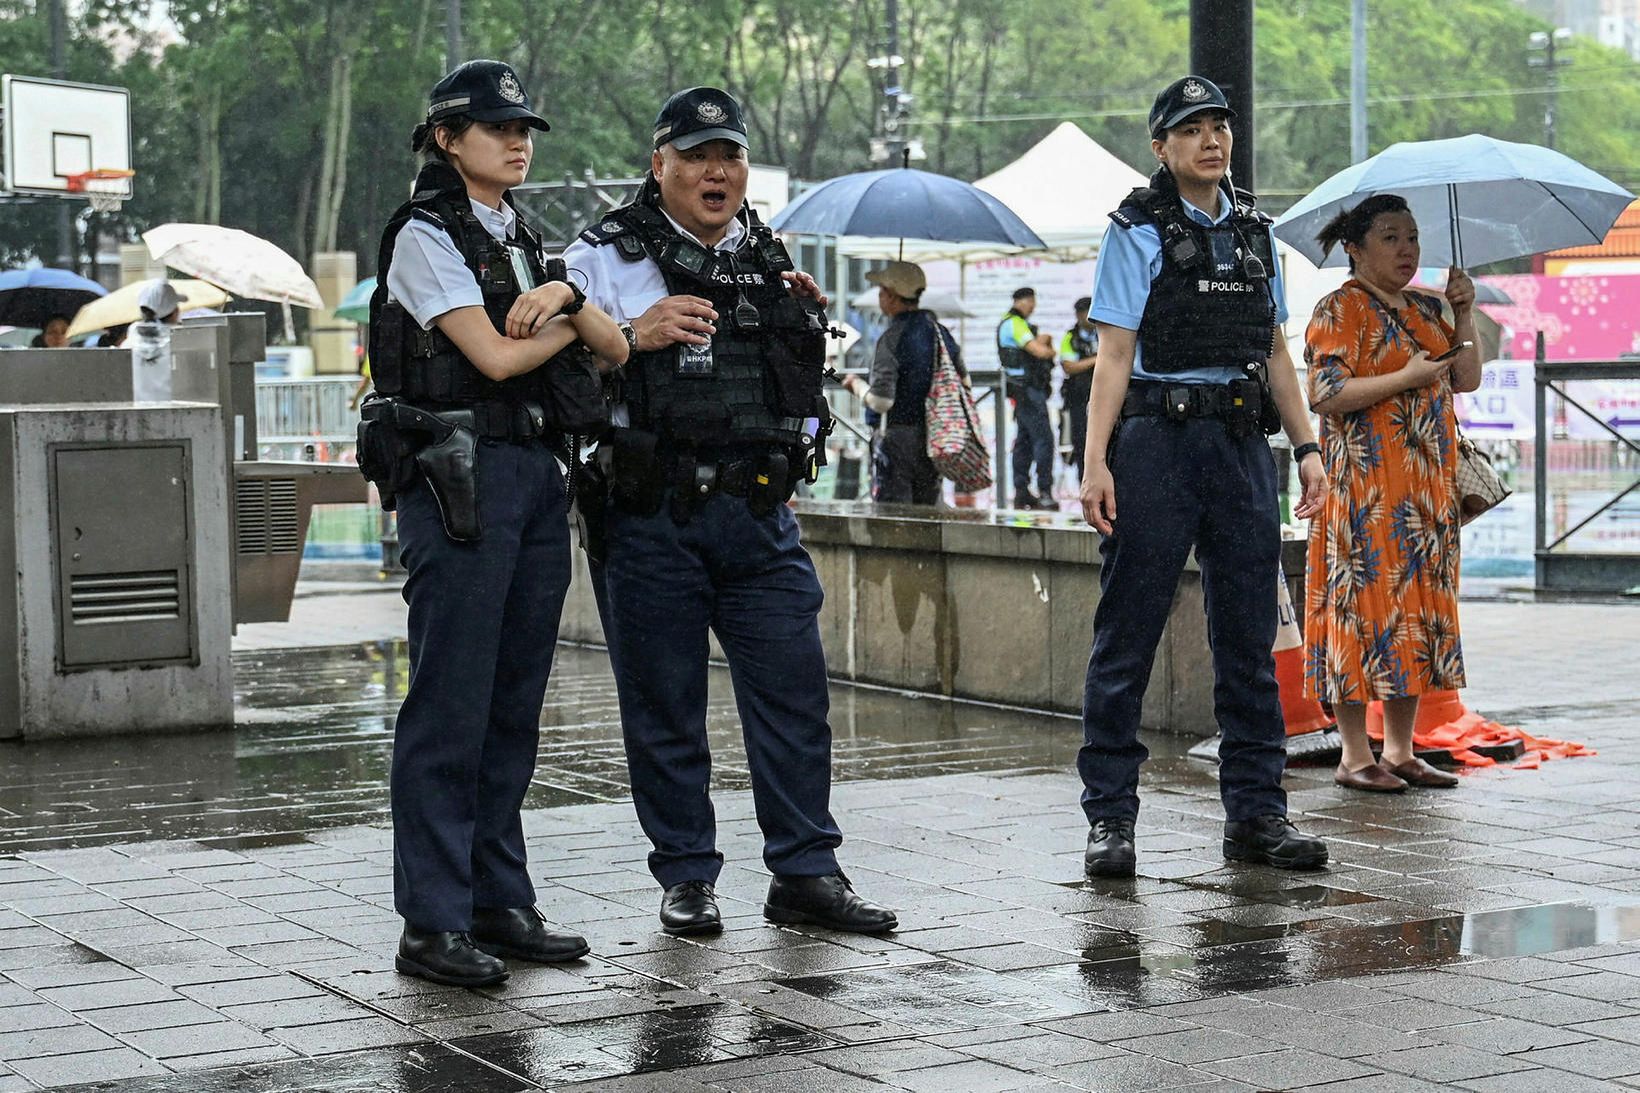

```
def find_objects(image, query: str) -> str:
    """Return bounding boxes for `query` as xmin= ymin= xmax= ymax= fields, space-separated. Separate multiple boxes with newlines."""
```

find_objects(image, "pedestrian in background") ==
xmin=1077 ymin=75 xmax=1329 ymax=878
xmin=842 ymin=260 xmax=967 ymax=505
xmin=1303 ymin=194 xmax=1482 ymax=793
xmin=1059 ymin=296 xmax=1098 ymax=485
xmin=996 ymin=286 xmax=1058 ymax=509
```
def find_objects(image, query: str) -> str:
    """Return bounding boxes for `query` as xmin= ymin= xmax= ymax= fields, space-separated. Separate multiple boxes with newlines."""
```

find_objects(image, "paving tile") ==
xmin=890 ymin=1058 xmax=1042 ymax=1091
xmin=1201 ymin=1048 xmax=1379 ymax=1090
xmin=266 ymin=1014 xmax=427 ymax=1054
xmin=1508 ymin=1038 xmax=1640 ymax=1078
xmin=1459 ymin=1070 xmax=1632 ymax=1092
xmin=6 ymin=1045 xmax=170 ymax=1086
xmin=1477 ymin=993 xmax=1639 ymax=1027
xmin=1036 ymin=1011 xmax=1199 ymax=1042
xmin=804 ymin=1041 xmax=970 ymax=1077
xmin=953 ymin=1030 xmax=1128 ymax=1069
xmin=1116 ymin=1026 xmax=1267 ymax=1065
xmin=0 ymin=1004 xmax=80 ymax=1033
xmin=0 ymin=1020 xmax=122 ymax=1060
xmin=81 ymin=997 xmax=223 ymax=1034
xmin=120 ymin=1019 xmax=280 ymax=1059
xmin=1566 ymin=1013 xmax=1640 ymax=1045
xmin=1422 ymin=1016 xmax=1592 ymax=1054
xmin=1359 ymin=1042 xmax=1537 ymax=1083
xmin=1335 ymin=998 xmax=1498 ymax=1033
xmin=1046 ymin=1049 xmax=1212 ymax=1091
xmin=36 ymin=977 xmax=177 ymax=1011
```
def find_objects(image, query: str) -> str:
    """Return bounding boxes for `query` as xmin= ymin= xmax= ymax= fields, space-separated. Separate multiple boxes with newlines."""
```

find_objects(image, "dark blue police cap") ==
xmin=653 ymin=87 xmax=748 ymax=151
xmin=428 ymin=60 xmax=548 ymax=131
xmin=1148 ymin=75 xmax=1236 ymax=138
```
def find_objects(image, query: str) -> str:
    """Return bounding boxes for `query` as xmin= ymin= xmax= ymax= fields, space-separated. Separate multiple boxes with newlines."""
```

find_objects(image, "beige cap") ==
xmin=865 ymin=261 xmax=926 ymax=300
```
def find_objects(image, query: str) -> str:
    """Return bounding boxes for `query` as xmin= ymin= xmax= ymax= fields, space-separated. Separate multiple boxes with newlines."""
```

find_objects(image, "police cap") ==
xmin=427 ymin=60 xmax=549 ymax=131
xmin=653 ymin=87 xmax=749 ymax=151
xmin=1148 ymin=75 xmax=1236 ymax=138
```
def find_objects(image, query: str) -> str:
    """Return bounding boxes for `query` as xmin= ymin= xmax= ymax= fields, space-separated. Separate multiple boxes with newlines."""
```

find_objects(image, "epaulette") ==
xmin=1108 ymin=205 xmax=1154 ymax=230
xmin=578 ymin=217 xmax=628 ymax=246
xmin=408 ymin=207 xmax=445 ymax=229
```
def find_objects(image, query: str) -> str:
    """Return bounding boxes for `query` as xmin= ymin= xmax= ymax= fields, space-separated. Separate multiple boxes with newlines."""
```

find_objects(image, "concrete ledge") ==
xmin=560 ymin=501 xmax=1306 ymax=734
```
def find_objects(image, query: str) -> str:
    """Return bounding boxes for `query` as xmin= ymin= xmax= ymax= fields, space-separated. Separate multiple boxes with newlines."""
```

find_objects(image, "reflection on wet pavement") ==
xmin=5 ymin=625 xmax=1640 ymax=1091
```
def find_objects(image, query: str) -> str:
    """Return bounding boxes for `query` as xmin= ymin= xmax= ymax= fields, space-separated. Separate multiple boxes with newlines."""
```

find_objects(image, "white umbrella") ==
xmin=142 ymin=224 xmax=324 ymax=309
xmin=66 ymin=278 xmax=230 ymax=338
xmin=849 ymin=286 xmax=976 ymax=318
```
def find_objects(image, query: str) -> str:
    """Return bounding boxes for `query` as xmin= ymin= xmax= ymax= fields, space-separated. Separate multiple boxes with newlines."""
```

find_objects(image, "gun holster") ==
xmin=391 ymin=403 xmax=484 ymax=542
xmin=572 ymin=453 xmax=610 ymax=565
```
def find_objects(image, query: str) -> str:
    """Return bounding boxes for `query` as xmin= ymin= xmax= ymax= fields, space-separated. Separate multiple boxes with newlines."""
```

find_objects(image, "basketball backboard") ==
xmin=1 ymin=75 xmax=132 ymax=200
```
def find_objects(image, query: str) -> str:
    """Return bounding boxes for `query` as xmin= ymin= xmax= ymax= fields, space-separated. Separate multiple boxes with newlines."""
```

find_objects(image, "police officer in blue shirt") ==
xmin=361 ymin=60 xmax=629 ymax=987
xmin=1077 ymin=76 xmax=1330 ymax=878
xmin=565 ymin=87 xmax=896 ymax=938
xmin=997 ymin=287 xmax=1059 ymax=509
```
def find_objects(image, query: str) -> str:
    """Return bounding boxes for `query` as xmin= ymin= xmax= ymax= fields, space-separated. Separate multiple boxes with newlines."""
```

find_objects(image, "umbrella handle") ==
xmin=1447 ymin=183 xmax=1464 ymax=270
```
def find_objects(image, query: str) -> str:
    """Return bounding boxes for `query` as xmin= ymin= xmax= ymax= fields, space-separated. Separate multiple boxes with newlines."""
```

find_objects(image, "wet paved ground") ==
xmin=1 ymin=588 xmax=1639 ymax=1091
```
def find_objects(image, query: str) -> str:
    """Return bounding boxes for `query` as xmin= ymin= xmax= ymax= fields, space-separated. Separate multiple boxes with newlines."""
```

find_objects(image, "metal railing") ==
xmin=1533 ymin=333 xmax=1640 ymax=594
xmin=256 ymin=376 xmax=360 ymax=449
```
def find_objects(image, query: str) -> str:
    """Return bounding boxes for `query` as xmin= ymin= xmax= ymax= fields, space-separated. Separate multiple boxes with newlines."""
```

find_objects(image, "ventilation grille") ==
xmin=69 ymin=571 xmax=181 ymax=625
xmin=236 ymin=478 xmax=301 ymax=555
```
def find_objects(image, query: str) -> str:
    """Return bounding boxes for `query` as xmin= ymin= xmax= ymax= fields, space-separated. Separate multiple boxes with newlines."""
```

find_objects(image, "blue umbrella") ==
xmin=334 ymin=277 xmax=376 ymax=324
xmin=0 ymin=267 xmax=108 ymax=329
xmin=769 ymin=167 xmax=1044 ymax=257
xmin=1274 ymin=135 xmax=1634 ymax=268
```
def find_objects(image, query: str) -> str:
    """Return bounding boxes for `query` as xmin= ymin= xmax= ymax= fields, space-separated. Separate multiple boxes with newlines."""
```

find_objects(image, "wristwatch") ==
xmin=555 ymin=278 xmax=585 ymax=316
xmin=1292 ymin=442 xmax=1321 ymax=462
xmin=618 ymin=321 xmax=637 ymax=357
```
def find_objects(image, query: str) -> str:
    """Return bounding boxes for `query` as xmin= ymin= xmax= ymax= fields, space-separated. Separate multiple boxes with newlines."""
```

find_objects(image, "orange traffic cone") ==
xmin=1275 ymin=576 xmax=1332 ymax=736
xmin=1366 ymin=690 xmax=1595 ymax=768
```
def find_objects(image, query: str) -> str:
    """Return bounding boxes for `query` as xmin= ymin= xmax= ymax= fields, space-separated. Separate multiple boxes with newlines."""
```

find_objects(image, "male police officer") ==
xmin=565 ymin=87 xmax=896 ymax=937
xmin=997 ymin=287 xmax=1058 ymax=509
xmin=1077 ymin=76 xmax=1329 ymax=878
xmin=1059 ymin=296 xmax=1097 ymax=485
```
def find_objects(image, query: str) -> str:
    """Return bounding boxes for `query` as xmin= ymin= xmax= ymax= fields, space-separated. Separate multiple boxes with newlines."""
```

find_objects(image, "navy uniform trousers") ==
xmin=391 ymin=439 xmax=570 ymax=931
xmin=595 ymin=491 xmax=843 ymax=889
xmin=1012 ymin=384 xmax=1056 ymax=499
xmin=1079 ymin=414 xmax=1288 ymax=824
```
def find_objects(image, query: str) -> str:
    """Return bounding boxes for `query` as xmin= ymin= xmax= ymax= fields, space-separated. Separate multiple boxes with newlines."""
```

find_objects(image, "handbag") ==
xmin=1377 ymin=296 xmax=1507 ymax=524
xmin=1454 ymin=434 xmax=1511 ymax=525
xmin=923 ymin=324 xmax=993 ymax=492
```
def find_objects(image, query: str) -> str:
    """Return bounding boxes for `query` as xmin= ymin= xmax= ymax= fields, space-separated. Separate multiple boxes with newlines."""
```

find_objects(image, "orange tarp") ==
xmin=1367 ymin=691 xmax=1596 ymax=768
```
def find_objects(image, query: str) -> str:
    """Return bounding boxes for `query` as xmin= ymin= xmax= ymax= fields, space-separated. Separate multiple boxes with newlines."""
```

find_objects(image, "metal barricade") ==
xmin=1532 ymin=333 xmax=1640 ymax=595
xmin=255 ymin=376 xmax=359 ymax=460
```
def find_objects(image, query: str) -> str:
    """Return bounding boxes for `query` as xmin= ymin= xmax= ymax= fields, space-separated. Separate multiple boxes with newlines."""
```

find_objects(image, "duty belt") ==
xmin=402 ymin=400 xmax=551 ymax=442
xmin=1122 ymin=381 xmax=1237 ymax=422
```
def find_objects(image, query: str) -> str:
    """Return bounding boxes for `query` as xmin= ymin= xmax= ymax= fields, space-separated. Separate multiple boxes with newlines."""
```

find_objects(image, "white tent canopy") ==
xmin=836 ymin=122 xmax=1146 ymax=262
xmin=972 ymin=121 xmax=1147 ymax=258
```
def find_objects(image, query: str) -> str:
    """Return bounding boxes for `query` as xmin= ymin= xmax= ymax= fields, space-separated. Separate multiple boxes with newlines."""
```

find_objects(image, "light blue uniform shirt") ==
xmin=1090 ymin=190 xmax=1288 ymax=386
xmin=386 ymin=198 xmax=517 ymax=330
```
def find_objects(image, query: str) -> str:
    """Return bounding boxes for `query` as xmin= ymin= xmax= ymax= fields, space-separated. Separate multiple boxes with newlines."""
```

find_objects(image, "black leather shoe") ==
xmin=1223 ymin=815 xmax=1329 ymax=870
xmin=396 ymin=926 xmax=508 ymax=988
xmin=471 ymin=906 xmax=589 ymax=963
xmin=1085 ymin=818 xmax=1137 ymax=877
xmin=764 ymin=871 xmax=897 ymax=933
xmin=660 ymin=880 xmax=722 ymax=936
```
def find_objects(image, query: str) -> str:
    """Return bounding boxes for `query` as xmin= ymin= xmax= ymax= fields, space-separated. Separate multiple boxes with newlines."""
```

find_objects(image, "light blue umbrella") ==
xmin=1274 ymin=135 xmax=1634 ymax=268
xmin=334 ymin=277 xmax=376 ymax=324
xmin=770 ymin=167 xmax=1044 ymax=257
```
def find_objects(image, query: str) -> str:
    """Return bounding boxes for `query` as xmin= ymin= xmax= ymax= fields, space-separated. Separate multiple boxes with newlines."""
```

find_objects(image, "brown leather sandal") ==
xmin=1334 ymin=762 xmax=1407 ymax=793
xmin=1379 ymin=757 xmax=1460 ymax=788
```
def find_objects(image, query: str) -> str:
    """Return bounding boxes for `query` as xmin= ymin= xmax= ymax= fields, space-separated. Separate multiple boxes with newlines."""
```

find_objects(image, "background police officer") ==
xmin=996 ymin=287 xmax=1058 ymax=509
xmin=564 ymin=87 xmax=895 ymax=938
xmin=370 ymin=60 xmax=627 ymax=986
xmin=1077 ymin=76 xmax=1329 ymax=879
xmin=1059 ymin=295 xmax=1097 ymax=486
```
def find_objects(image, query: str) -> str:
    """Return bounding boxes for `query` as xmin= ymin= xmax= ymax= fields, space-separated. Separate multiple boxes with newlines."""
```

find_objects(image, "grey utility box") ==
xmin=0 ymin=398 xmax=232 ymax=740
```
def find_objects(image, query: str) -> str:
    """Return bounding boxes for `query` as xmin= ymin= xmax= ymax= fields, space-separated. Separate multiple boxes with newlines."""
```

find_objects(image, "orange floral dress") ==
xmin=1303 ymin=281 xmax=1465 ymax=704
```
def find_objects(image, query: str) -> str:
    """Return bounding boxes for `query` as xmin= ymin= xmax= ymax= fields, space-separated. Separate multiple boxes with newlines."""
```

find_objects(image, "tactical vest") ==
xmin=577 ymin=194 xmax=829 ymax=453
xmin=1108 ymin=177 xmax=1276 ymax=375
xmin=996 ymin=310 xmax=1051 ymax=392
xmin=1061 ymin=326 xmax=1097 ymax=409
xmin=369 ymin=161 xmax=576 ymax=406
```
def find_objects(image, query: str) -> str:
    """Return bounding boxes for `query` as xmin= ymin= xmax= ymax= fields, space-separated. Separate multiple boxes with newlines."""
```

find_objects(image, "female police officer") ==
xmin=367 ymin=59 xmax=627 ymax=986
xmin=1076 ymin=76 xmax=1329 ymax=878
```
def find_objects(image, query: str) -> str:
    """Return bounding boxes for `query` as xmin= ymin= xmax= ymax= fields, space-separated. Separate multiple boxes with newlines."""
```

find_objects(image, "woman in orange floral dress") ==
xmin=1303 ymin=195 xmax=1483 ymax=793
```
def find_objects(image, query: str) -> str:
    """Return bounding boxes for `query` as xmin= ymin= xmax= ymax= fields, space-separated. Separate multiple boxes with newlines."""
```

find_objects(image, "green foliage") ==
xmin=2 ymin=0 xmax=1637 ymax=274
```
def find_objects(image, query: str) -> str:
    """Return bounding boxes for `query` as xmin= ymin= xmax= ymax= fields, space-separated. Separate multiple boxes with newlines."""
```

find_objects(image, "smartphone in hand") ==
xmin=1432 ymin=340 xmax=1473 ymax=362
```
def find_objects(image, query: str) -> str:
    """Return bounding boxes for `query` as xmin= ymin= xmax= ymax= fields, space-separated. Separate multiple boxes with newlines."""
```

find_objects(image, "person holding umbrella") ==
xmin=1077 ymin=76 xmax=1330 ymax=878
xmin=366 ymin=59 xmax=627 ymax=988
xmin=32 ymin=315 xmax=71 ymax=348
xmin=1302 ymin=195 xmax=1482 ymax=792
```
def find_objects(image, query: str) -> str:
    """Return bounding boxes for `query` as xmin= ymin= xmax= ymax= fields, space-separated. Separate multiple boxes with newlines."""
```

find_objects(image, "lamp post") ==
xmin=1527 ymin=27 xmax=1573 ymax=150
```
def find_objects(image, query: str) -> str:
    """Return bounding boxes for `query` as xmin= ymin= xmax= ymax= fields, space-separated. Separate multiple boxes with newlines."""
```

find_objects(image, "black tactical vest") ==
xmin=1062 ymin=325 xmax=1097 ymax=408
xmin=996 ymin=310 xmax=1051 ymax=392
xmin=1108 ymin=175 xmax=1276 ymax=375
xmin=577 ymin=192 xmax=829 ymax=452
xmin=369 ymin=161 xmax=568 ymax=406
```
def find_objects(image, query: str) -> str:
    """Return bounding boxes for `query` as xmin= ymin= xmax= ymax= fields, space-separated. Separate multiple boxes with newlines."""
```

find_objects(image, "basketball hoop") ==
xmin=65 ymin=169 xmax=135 ymax=213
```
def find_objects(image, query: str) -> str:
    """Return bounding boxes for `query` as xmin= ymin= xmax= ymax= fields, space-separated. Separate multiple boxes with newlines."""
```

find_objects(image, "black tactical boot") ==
xmin=1085 ymin=818 xmax=1137 ymax=878
xmin=660 ymin=880 xmax=722 ymax=936
xmin=396 ymin=926 xmax=508 ymax=988
xmin=764 ymin=871 xmax=897 ymax=933
xmin=1223 ymin=815 xmax=1329 ymax=870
